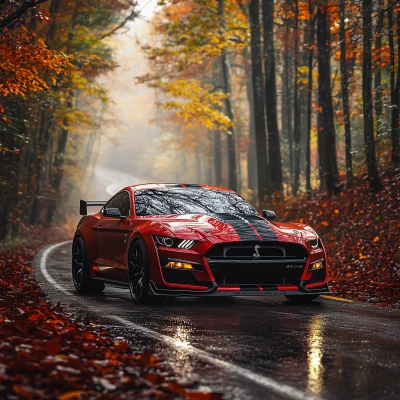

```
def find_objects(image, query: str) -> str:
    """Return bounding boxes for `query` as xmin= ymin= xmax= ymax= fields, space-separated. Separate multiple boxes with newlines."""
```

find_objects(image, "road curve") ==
xmin=93 ymin=166 xmax=142 ymax=197
xmin=35 ymin=241 xmax=400 ymax=400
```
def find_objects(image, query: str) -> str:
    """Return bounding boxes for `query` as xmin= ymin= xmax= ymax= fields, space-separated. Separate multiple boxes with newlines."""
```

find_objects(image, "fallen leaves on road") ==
xmin=0 ymin=242 xmax=222 ymax=399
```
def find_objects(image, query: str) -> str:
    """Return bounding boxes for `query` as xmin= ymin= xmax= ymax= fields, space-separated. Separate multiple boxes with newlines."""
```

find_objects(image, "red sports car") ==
xmin=72 ymin=184 xmax=330 ymax=304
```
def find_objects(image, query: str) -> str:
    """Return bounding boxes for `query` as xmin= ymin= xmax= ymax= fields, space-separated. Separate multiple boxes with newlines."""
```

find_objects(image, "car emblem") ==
xmin=253 ymin=245 xmax=260 ymax=258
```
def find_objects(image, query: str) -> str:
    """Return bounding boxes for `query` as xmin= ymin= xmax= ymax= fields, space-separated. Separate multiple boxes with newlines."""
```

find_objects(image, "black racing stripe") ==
xmin=208 ymin=213 xmax=259 ymax=241
xmin=245 ymin=215 xmax=278 ymax=241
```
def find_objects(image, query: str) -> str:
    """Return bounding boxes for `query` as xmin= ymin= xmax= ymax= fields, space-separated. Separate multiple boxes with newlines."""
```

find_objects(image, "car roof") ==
xmin=126 ymin=183 xmax=234 ymax=192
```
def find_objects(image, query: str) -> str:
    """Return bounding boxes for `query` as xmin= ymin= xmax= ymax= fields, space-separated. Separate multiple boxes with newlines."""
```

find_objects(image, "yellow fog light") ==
xmin=310 ymin=261 xmax=323 ymax=270
xmin=165 ymin=261 xmax=194 ymax=270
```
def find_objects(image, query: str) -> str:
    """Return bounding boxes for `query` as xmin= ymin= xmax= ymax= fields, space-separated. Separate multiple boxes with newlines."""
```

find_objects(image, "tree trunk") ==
xmin=244 ymin=48 xmax=257 ymax=191
xmin=362 ymin=0 xmax=383 ymax=191
xmin=218 ymin=0 xmax=238 ymax=191
xmin=205 ymin=131 xmax=213 ymax=184
xmin=292 ymin=0 xmax=301 ymax=195
xmin=214 ymin=130 xmax=222 ymax=186
xmin=339 ymin=0 xmax=353 ymax=188
xmin=390 ymin=10 xmax=400 ymax=167
xmin=316 ymin=2 xmax=339 ymax=195
xmin=305 ymin=0 xmax=316 ymax=197
xmin=248 ymin=0 xmax=269 ymax=204
xmin=262 ymin=0 xmax=282 ymax=195
xmin=375 ymin=0 xmax=384 ymax=138
xmin=283 ymin=22 xmax=294 ymax=191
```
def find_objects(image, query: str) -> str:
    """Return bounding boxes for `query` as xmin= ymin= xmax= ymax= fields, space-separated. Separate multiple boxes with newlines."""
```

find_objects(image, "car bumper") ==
xmin=149 ymin=280 xmax=331 ymax=297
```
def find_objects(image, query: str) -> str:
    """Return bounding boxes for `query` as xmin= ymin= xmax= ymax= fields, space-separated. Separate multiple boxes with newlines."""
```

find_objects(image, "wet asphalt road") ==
xmin=35 ymin=241 xmax=400 ymax=400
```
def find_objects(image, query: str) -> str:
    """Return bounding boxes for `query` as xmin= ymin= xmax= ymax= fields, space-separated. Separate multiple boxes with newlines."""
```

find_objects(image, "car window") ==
xmin=134 ymin=188 xmax=258 ymax=216
xmin=104 ymin=191 xmax=131 ymax=217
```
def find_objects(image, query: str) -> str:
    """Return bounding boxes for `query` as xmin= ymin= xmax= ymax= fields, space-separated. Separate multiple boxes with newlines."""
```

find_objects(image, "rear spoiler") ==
xmin=80 ymin=200 xmax=107 ymax=216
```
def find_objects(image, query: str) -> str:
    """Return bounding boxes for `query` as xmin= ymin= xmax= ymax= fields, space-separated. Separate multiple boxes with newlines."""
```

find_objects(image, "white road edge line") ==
xmin=40 ymin=241 xmax=324 ymax=400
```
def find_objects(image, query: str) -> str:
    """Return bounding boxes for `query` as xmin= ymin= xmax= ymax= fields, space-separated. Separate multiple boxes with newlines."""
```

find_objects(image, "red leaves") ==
xmin=46 ymin=342 xmax=61 ymax=355
xmin=0 ymin=238 xmax=221 ymax=399
xmin=278 ymin=167 xmax=400 ymax=308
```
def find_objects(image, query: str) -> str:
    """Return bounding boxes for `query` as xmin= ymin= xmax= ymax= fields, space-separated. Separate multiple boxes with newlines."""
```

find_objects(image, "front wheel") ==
xmin=128 ymin=240 xmax=165 ymax=305
xmin=285 ymin=294 xmax=319 ymax=303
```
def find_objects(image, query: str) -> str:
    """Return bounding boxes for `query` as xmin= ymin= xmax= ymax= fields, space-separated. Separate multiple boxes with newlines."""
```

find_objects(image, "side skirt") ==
xmin=91 ymin=277 xmax=129 ymax=288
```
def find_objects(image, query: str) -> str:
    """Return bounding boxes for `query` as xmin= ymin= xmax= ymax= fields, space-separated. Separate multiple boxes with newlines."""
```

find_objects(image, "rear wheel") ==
xmin=72 ymin=237 xmax=105 ymax=293
xmin=285 ymin=294 xmax=319 ymax=303
xmin=128 ymin=240 xmax=165 ymax=305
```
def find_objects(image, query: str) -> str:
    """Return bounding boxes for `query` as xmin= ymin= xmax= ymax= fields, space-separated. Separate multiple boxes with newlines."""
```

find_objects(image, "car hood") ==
xmin=147 ymin=213 xmax=318 ymax=245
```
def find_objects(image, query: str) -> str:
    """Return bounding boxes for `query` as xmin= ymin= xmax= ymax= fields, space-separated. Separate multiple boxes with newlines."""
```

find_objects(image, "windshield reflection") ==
xmin=134 ymin=188 xmax=258 ymax=216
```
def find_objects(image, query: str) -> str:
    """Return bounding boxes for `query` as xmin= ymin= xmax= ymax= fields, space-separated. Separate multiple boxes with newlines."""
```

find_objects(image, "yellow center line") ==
xmin=321 ymin=295 xmax=353 ymax=303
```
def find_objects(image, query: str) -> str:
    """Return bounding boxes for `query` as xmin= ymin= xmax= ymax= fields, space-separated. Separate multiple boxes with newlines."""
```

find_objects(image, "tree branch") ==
xmin=99 ymin=5 xmax=138 ymax=40
xmin=0 ymin=0 xmax=48 ymax=29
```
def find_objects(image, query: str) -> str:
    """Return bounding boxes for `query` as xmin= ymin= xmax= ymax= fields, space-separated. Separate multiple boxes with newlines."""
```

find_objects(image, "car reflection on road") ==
xmin=307 ymin=314 xmax=326 ymax=395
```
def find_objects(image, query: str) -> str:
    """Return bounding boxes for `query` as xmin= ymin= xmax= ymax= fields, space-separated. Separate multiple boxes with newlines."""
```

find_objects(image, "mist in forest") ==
xmin=95 ymin=1 xmax=187 ymax=184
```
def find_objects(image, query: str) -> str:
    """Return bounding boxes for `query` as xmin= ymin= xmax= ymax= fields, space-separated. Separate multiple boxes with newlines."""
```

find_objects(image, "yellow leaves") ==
xmin=298 ymin=66 xmax=309 ymax=75
xmin=359 ymin=252 xmax=367 ymax=259
xmin=155 ymin=79 xmax=233 ymax=131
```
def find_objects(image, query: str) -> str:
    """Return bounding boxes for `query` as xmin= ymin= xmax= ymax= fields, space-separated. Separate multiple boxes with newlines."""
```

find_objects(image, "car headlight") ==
xmin=153 ymin=236 xmax=196 ymax=249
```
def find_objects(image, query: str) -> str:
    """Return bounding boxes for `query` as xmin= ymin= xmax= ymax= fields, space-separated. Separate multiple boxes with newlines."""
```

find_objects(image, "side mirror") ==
xmin=262 ymin=210 xmax=276 ymax=220
xmin=104 ymin=208 xmax=121 ymax=218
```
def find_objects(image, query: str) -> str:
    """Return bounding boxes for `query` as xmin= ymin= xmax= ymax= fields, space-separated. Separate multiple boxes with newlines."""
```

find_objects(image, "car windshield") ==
xmin=134 ymin=188 xmax=258 ymax=216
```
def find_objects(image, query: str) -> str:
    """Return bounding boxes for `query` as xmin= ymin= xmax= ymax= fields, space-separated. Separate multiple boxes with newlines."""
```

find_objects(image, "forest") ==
xmin=0 ymin=0 xmax=399 ymax=239
xmin=140 ymin=0 xmax=399 ymax=203
xmin=0 ymin=2 xmax=399 ymax=397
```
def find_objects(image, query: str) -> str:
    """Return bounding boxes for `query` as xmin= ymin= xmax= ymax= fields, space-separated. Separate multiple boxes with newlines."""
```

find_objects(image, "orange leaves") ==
xmin=0 ymin=26 xmax=70 ymax=101
xmin=58 ymin=391 xmax=83 ymax=400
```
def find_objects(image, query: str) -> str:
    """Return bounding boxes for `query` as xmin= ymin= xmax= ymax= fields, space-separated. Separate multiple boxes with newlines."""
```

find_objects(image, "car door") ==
xmin=93 ymin=191 xmax=131 ymax=280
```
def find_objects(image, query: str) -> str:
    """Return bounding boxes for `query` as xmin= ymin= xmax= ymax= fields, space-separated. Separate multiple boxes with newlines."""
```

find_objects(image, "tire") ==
xmin=128 ymin=240 xmax=165 ymax=305
xmin=72 ymin=237 xmax=105 ymax=293
xmin=285 ymin=294 xmax=320 ymax=303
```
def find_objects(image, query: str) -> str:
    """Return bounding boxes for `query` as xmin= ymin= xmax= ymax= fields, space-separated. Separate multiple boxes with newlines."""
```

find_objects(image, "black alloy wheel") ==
xmin=72 ymin=237 xmax=104 ymax=293
xmin=72 ymin=239 xmax=85 ymax=289
xmin=128 ymin=240 xmax=164 ymax=305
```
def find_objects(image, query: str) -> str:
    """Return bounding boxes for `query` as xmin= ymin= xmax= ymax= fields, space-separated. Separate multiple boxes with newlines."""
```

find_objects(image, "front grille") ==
xmin=226 ymin=246 xmax=284 ymax=258
xmin=207 ymin=242 xmax=307 ymax=259
xmin=207 ymin=242 xmax=308 ymax=285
